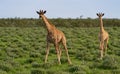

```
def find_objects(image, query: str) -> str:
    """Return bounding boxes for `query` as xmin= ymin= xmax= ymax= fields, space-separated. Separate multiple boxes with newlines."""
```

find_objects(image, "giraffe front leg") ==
xmin=58 ymin=44 xmax=62 ymax=58
xmin=104 ymin=38 xmax=109 ymax=56
xmin=99 ymin=41 xmax=104 ymax=59
xmin=45 ymin=42 xmax=50 ymax=63
xmin=100 ymin=49 xmax=103 ymax=60
xmin=59 ymin=48 xmax=62 ymax=58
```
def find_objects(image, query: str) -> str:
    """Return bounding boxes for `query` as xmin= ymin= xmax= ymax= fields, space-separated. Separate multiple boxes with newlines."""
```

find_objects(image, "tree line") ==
xmin=0 ymin=18 xmax=120 ymax=27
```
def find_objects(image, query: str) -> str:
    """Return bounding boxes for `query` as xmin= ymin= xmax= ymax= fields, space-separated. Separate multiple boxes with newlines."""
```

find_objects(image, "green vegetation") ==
xmin=0 ymin=18 xmax=120 ymax=27
xmin=0 ymin=18 xmax=120 ymax=74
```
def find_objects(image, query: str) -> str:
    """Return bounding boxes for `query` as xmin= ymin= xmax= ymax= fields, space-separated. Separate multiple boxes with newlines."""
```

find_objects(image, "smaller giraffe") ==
xmin=36 ymin=10 xmax=72 ymax=64
xmin=97 ymin=13 xmax=109 ymax=59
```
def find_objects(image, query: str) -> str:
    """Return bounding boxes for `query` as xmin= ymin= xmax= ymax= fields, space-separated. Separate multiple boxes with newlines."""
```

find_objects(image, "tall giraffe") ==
xmin=36 ymin=10 xmax=72 ymax=64
xmin=97 ymin=13 xmax=109 ymax=59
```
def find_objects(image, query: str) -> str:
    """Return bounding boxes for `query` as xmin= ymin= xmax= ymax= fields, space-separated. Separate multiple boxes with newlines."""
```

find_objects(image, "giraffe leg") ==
xmin=99 ymin=41 xmax=104 ymax=59
xmin=54 ymin=43 xmax=61 ymax=65
xmin=58 ymin=44 xmax=62 ymax=58
xmin=62 ymin=38 xmax=72 ymax=64
xmin=45 ymin=42 xmax=50 ymax=63
xmin=104 ymin=38 xmax=109 ymax=55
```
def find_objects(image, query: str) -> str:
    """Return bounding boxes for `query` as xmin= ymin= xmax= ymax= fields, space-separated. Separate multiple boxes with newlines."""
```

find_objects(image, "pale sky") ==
xmin=0 ymin=0 xmax=120 ymax=18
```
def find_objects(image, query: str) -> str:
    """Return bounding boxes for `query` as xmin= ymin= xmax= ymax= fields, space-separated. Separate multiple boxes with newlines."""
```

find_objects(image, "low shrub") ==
xmin=29 ymin=52 xmax=41 ymax=58
xmin=76 ymin=50 xmax=93 ymax=61
xmin=0 ymin=64 xmax=11 ymax=72
xmin=31 ymin=68 xmax=46 ymax=74
xmin=60 ymin=57 xmax=68 ymax=64
xmin=112 ymin=69 xmax=120 ymax=74
xmin=68 ymin=65 xmax=90 ymax=73
xmin=41 ymin=62 xmax=53 ymax=69
xmin=101 ymin=55 xmax=119 ymax=69
xmin=25 ymin=58 xmax=35 ymax=64
xmin=0 ymin=70 xmax=7 ymax=74
xmin=32 ymin=62 xmax=41 ymax=68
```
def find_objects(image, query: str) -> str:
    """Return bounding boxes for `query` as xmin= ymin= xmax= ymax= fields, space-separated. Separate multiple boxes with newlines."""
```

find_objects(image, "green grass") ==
xmin=0 ymin=27 xmax=120 ymax=74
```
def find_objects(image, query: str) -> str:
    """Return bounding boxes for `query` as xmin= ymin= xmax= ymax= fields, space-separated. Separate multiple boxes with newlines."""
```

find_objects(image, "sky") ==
xmin=0 ymin=0 xmax=120 ymax=19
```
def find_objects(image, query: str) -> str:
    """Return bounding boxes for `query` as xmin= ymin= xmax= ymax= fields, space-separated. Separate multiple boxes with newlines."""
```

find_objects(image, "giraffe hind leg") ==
xmin=54 ymin=43 xmax=61 ymax=65
xmin=62 ymin=38 xmax=72 ymax=64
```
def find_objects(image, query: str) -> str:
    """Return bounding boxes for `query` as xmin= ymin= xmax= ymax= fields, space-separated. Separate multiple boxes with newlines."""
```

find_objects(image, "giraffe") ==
xmin=36 ymin=10 xmax=72 ymax=64
xmin=97 ymin=13 xmax=109 ymax=59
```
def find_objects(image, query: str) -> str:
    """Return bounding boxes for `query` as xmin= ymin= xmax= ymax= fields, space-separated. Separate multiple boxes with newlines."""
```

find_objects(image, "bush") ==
xmin=0 ymin=64 xmax=11 ymax=72
xmin=76 ymin=50 xmax=93 ymax=61
xmin=29 ymin=52 xmax=41 ymax=58
xmin=32 ymin=62 xmax=41 ymax=68
xmin=60 ymin=57 xmax=68 ymax=64
xmin=41 ymin=62 xmax=53 ymax=69
xmin=31 ymin=68 xmax=46 ymax=74
xmin=46 ymin=70 xmax=69 ymax=74
xmin=89 ymin=61 xmax=102 ymax=69
xmin=112 ymin=69 xmax=120 ymax=74
xmin=0 ymin=70 xmax=7 ymax=74
xmin=68 ymin=65 xmax=90 ymax=73
xmin=91 ymin=69 xmax=112 ymax=74
xmin=46 ymin=70 xmax=56 ymax=74
xmin=101 ymin=55 xmax=119 ymax=69
xmin=74 ymin=71 xmax=86 ymax=74
xmin=115 ymin=49 xmax=120 ymax=56
xmin=25 ymin=58 xmax=35 ymax=64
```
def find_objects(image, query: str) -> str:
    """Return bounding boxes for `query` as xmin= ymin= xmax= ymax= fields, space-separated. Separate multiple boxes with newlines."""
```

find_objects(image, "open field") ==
xmin=0 ymin=26 xmax=120 ymax=74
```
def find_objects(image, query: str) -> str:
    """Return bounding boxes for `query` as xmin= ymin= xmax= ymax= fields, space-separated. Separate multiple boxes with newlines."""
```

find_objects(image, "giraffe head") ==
xmin=96 ymin=13 xmax=104 ymax=18
xmin=36 ymin=10 xmax=46 ymax=18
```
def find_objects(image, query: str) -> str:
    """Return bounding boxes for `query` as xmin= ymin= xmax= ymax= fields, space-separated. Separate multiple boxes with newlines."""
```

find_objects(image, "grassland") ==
xmin=0 ymin=25 xmax=120 ymax=74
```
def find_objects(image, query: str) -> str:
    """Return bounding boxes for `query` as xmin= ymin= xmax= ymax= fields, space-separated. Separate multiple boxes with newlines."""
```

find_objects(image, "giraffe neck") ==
xmin=41 ymin=15 xmax=54 ymax=32
xmin=99 ymin=17 xmax=104 ymax=33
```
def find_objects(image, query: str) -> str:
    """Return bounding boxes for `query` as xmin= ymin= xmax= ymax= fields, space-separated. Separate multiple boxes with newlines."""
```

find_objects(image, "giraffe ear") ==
xmin=96 ymin=13 xmax=99 ymax=16
xmin=36 ymin=11 xmax=40 ymax=14
xmin=102 ymin=13 xmax=104 ymax=16
xmin=44 ymin=11 xmax=46 ymax=14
